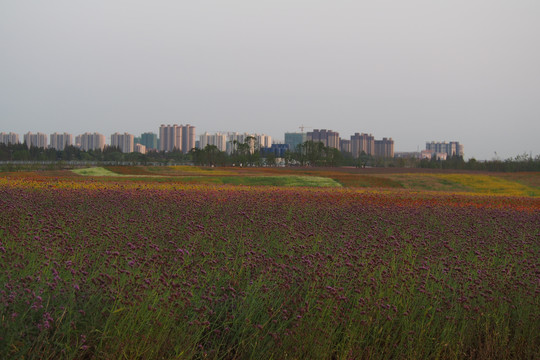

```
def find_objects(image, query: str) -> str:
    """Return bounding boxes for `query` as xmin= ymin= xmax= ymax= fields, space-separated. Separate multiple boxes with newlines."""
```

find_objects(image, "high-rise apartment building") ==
xmin=0 ymin=132 xmax=19 ymax=145
xmin=456 ymin=143 xmax=464 ymax=157
xmin=50 ymin=132 xmax=73 ymax=151
xmin=134 ymin=144 xmax=146 ymax=154
xmin=340 ymin=139 xmax=351 ymax=153
xmin=110 ymin=132 xmax=135 ymax=153
xmin=224 ymin=132 xmax=269 ymax=154
xmin=350 ymin=133 xmax=375 ymax=158
xmin=421 ymin=150 xmax=447 ymax=160
xmin=24 ymin=132 xmax=48 ymax=149
xmin=140 ymin=132 xmax=158 ymax=150
xmin=284 ymin=132 xmax=307 ymax=151
xmin=307 ymin=129 xmax=339 ymax=149
xmin=199 ymin=132 xmax=227 ymax=152
xmin=159 ymin=124 xmax=196 ymax=153
xmin=182 ymin=125 xmax=196 ymax=154
xmin=226 ymin=132 xmax=250 ymax=154
xmin=374 ymin=137 xmax=394 ymax=158
xmin=426 ymin=141 xmax=464 ymax=157
xmin=76 ymin=133 xmax=106 ymax=151
xmin=159 ymin=124 xmax=180 ymax=152
xmin=257 ymin=134 xmax=272 ymax=149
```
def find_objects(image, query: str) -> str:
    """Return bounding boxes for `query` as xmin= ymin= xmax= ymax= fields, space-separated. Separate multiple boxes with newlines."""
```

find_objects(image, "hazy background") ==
xmin=1 ymin=0 xmax=539 ymax=160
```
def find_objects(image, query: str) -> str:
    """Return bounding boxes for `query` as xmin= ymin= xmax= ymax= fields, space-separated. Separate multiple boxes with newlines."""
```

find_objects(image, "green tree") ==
xmin=265 ymin=152 xmax=277 ymax=167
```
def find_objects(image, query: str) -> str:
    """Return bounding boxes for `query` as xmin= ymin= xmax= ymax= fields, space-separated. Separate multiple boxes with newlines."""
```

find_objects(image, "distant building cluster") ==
xmin=1 ymin=125 xmax=464 ymax=160
xmin=0 ymin=126 xmax=196 ymax=155
xmin=0 ymin=132 xmax=19 ymax=145
xmin=422 ymin=141 xmax=464 ymax=160
xmin=197 ymin=132 xmax=272 ymax=154
xmin=23 ymin=132 xmax=48 ymax=149
xmin=283 ymin=130 xmax=394 ymax=158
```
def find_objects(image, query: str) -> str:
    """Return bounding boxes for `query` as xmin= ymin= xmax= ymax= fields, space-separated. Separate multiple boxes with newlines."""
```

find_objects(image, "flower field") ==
xmin=0 ymin=176 xmax=539 ymax=359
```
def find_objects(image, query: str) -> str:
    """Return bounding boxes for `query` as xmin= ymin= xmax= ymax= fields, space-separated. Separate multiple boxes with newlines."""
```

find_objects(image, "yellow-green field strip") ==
xmin=71 ymin=167 xmax=342 ymax=187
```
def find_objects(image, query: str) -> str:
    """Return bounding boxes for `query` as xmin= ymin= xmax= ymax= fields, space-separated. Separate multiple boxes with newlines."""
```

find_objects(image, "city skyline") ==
xmin=1 ymin=121 xmax=536 ymax=161
xmin=2 ymin=127 xmax=449 ymax=160
xmin=1 ymin=1 xmax=539 ymax=160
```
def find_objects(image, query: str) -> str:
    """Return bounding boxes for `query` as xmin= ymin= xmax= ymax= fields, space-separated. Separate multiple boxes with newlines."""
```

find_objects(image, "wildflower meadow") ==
xmin=0 ymin=172 xmax=539 ymax=359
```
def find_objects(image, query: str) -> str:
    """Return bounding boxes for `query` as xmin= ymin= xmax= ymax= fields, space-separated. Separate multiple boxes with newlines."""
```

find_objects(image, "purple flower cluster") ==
xmin=0 ymin=183 xmax=538 ymax=358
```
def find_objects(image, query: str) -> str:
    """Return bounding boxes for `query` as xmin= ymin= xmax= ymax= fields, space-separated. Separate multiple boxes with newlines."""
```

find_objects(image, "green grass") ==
xmin=71 ymin=168 xmax=342 ymax=187
xmin=173 ymin=175 xmax=341 ymax=187
xmin=71 ymin=167 xmax=120 ymax=176
xmin=383 ymin=173 xmax=539 ymax=196
xmin=219 ymin=176 xmax=341 ymax=187
xmin=384 ymin=174 xmax=472 ymax=192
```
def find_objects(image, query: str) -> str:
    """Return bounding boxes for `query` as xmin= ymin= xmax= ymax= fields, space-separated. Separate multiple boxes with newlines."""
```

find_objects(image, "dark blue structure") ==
xmin=261 ymin=143 xmax=290 ymax=158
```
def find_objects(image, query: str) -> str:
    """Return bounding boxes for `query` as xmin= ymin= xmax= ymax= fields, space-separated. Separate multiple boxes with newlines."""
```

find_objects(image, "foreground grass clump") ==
xmin=71 ymin=167 xmax=119 ymax=176
xmin=0 ymin=178 xmax=539 ymax=359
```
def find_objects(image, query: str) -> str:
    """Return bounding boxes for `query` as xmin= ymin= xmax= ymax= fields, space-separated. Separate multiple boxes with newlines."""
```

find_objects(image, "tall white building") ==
xmin=426 ymin=141 xmax=464 ymax=157
xmin=0 ymin=132 xmax=19 ymax=145
xmin=159 ymin=124 xmax=196 ymax=153
xmin=182 ymin=124 xmax=196 ymax=154
xmin=159 ymin=124 xmax=180 ymax=152
xmin=76 ymin=133 xmax=106 ymax=151
xmin=50 ymin=132 xmax=73 ymax=151
xmin=199 ymin=132 xmax=227 ymax=152
xmin=225 ymin=132 xmax=270 ymax=154
xmin=257 ymin=134 xmax=272 ymax=149
xmin=226 ymin=132 xmax=249 ymax=154
xmin=110 ymin=132 xmax=135 ymax=153
xmin=24 ymin=132 xmax=48 ymax=149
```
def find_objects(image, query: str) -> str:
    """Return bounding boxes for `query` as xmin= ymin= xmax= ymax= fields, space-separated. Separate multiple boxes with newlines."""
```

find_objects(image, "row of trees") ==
xmin=190 ymin=136 xmax=264 ymax=167
xmin=1 ymin=142 xmax=539 ymax=172
xmin=417 ymin=153 xmax=540 ymax=172
xmin=0 ymin=143 xmax=189 ymax=164
xmin=190 ymin=141 xmax=345 ymax=167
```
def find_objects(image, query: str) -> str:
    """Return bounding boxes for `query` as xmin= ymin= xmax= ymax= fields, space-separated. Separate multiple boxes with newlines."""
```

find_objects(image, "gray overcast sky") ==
xmin=1 ymin=0 xmax=539 ymax=160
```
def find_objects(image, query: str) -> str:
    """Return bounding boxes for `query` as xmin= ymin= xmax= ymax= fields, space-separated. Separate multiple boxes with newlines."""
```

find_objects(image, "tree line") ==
xmin=1 ymin=142 xmax=538 ymax=172
xmin=0 ymin=143 xmax=188 ymax=164
xmin=190 ymin=140 xmax=540 ymax=171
